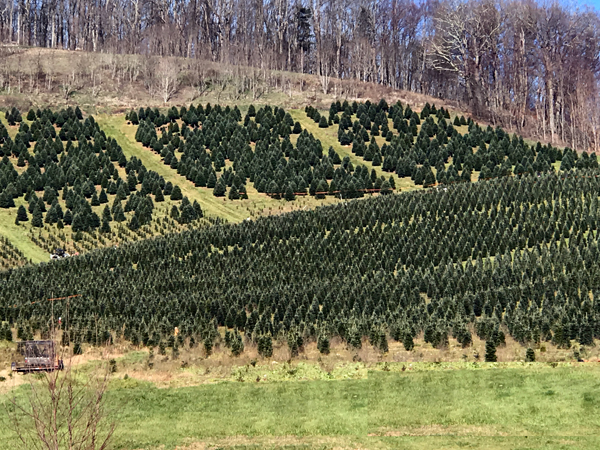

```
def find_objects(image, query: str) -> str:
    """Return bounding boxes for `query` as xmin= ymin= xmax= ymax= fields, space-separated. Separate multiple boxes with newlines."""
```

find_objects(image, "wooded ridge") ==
xmin=1 ymin=0 xmax=599 ymax=152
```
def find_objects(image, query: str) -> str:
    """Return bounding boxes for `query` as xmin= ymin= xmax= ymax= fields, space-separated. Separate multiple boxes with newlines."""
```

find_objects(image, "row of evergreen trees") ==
xmin=2 ymin=168 xmax=600 ymax=357
xmin=131 ymin=103 xmax=387 ymax=201
xmin=336 ymin=100 xmax=595 ymax=188
xmin=130 ymin=98 xmax=590 ymax=208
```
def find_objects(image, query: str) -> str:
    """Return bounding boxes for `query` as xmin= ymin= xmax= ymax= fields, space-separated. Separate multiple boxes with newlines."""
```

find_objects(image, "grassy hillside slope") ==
xmin=0 ymin=109 xmax=348 ymax=266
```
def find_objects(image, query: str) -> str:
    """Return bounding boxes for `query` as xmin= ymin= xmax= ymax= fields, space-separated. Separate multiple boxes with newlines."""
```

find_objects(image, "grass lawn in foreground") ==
xmin=2 ymin=364 xmax=600 ymax=449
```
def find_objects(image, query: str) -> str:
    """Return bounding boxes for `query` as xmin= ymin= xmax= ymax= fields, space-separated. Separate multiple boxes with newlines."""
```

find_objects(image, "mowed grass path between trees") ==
xmin=3 ymin=364 xmax=600 ymax=449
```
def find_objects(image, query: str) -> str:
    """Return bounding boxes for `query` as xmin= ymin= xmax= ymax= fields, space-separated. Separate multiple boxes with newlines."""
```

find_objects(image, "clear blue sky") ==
xmin=581 ymin=0 xmax=600 ymax=11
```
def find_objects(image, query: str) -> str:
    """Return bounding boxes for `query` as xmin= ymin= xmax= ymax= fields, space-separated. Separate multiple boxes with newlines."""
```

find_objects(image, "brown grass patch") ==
xmin=370 ymin=424 xmax=512 ymax=437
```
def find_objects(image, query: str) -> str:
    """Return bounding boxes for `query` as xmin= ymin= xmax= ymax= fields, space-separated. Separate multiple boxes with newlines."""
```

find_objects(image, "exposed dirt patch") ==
xmin=172 ymin=435 xmax=370 ymax=450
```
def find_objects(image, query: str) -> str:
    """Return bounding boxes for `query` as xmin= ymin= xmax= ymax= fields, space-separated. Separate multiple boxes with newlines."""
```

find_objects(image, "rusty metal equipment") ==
xmin=11 ymin=340 xmax=64 ymax=374
xmin=50 ymin=248 xmax=70 ymax=260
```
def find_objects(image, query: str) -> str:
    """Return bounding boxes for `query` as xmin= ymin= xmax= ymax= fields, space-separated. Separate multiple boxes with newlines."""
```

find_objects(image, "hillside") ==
xmin=0 ymin=101 xmax=416 ymax=265
xmin=0 ymin=92 xmax=567 ymax=267
xmin=2 ymin=1 xmax=600 ymax=446
xmin=1 ymin=52 xmax=600 ymax=450
xmin=0 ymin=0 xmax=597 ymax=155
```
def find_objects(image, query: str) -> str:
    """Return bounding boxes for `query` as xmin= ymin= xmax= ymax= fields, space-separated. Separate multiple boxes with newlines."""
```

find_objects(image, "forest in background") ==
xmin=0 ymin=0 xmax=599 ymax=152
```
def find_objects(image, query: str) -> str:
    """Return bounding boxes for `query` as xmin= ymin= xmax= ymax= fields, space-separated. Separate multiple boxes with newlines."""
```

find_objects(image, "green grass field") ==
xmin=2 ymin=363 xmax=600 ymax=449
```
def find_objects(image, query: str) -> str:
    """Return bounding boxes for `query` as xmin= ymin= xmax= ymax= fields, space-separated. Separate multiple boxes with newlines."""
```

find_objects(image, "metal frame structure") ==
xmin=11 ymin=340 xmax=64 ymax=373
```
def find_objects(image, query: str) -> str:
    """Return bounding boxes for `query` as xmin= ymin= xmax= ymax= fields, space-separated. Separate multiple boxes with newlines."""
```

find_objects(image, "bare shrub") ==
xmin=5 ymin=360 xmax=116 ymax=450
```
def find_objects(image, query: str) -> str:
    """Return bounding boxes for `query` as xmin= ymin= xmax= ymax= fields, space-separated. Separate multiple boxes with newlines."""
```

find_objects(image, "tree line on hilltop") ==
xmin=1 ymin=0 xmax=599 ymax=151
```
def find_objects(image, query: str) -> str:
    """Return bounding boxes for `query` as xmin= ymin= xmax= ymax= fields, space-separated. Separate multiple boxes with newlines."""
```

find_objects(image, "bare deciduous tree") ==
xmin=5 ymin=361 xmax=116 ymax=450
xmin=158 ymin=59 xmax=179 ymax=103
xmin=319 ymin=60 xmax=331 ymax=94
xmin=0 ymin=0 xmax=600 ymax=150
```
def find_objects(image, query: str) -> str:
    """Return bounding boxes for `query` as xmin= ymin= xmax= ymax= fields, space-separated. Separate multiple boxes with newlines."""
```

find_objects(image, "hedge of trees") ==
xmin=0 ymin=107 xmax=191 ymax=235
xmin=2 ymin=168 xmax=600 ymax=356
xmin=129 ymin=103 xmax=395 ymax=201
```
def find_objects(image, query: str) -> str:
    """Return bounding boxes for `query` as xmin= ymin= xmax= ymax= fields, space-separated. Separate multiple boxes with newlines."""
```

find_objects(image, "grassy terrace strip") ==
xmin=3 ymin=364 xmax=600 ymax=449
xmin=97 ymin=114 xmax=249 ymax=223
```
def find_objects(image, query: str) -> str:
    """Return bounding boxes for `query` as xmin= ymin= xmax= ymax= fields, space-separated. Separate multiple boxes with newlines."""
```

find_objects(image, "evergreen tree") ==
xmin=485 ymin=339 xmax=497 ymax=362
xmin=228 ymin=185 xmax=239 ymax=200
xmin=102 ymin=205 xmax=112 ymax=222
xmin=207 ymin=173 xmax=217 ymax=188
xmin=32 ymin=204 xmax=43 ymax=227
xmin=99 ymin=189 xmax=108 ymax=204
xmin=231 ymin=333 xmax=244 ymax=356
xmin=284 ymin=184 xmax=295 ymax=201
xmin=378 ymin=330 xmax=389 ymax=353
xmin=192 ymin=200 xmax=203 ymax=218
xmin=170 ymin=205 xmax=180 ymax=220
xmin=154 ymin=185 xmax=164 ymax=202
xmin=317 ymin=333 xmax=330 ymax=355
xmin=287 ymin=331 xmax=302 ymax=357
xmin=16 ymin=205 xmax=28 ymax=221
xmin=113 ymin=203 xmax=126 ymax=222
xmin=213 ymin=179 xmax=227 ymax=197
xmin=525 ymin=348 xmax=535 ymax=362
xmin=380 ymin=180 xmax=392 ymax=195
xmin=403 ymin=332 xmax=414 ymax=351
xmin=100 ymin=218 xmax=111 ymax=233
xmin=423 ymin=169 xmax=436 ymax=187
xmin=128 ymin=215 xmax=140 ymax=230
xmin=116 ymin=184 xmax=128 ymax=201
xmin=203 ymin=337 xmax=213 ymax=356
xmin=179 ymin=204 xmax=196 ymax=224
xmin=257 ymin=334 xmax=273 ymax=358
xmin=0 ymin=192 xmax=9 ymax=208
xmin=170 ymin=185 xmax=183 ymax=200
xmin=89 ymin=212 xmax=101 ymax=229
xmin=71 ymin=213 xmax=85 ymax=231
xmin=63 ymin=209 xmax=73 ymax=225
xmin=45 ymin=205 xmax=58 ymax=224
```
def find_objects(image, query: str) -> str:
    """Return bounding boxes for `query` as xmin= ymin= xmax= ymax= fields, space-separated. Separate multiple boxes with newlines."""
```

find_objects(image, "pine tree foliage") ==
xmin=4 ymin=168 xmax=600 ymax=352
xmin=3 ymin=102 xmax=600 ymax=356
xmin=0 ymin=107 xmax=190 ymax=238
xmin=133 ymin=103 xmax=375 ymax=200
xmin=336 ymin=100 xmax=572 ymax=188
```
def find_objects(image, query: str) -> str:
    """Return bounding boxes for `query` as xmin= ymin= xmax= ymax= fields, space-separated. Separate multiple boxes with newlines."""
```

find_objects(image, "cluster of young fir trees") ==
xmin=2 ymin=166 xmax=600 ymax=358
xmin=0 ymin=107 xmax=196 ymax=235
xmin=129 ymin=103 xmax=395 ymax=201
xmin=0 ymin=235 xmax=28 ymax=269
xmin=334 ymin=100 xmax=591 ymax=188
